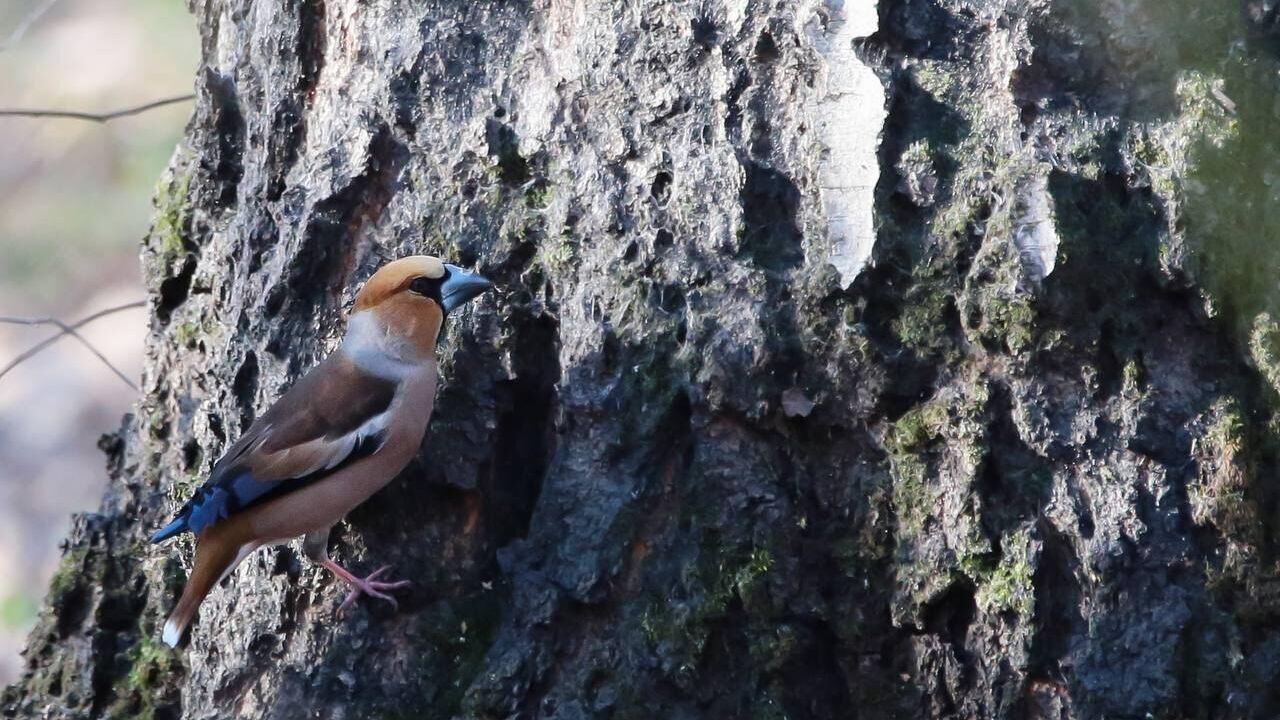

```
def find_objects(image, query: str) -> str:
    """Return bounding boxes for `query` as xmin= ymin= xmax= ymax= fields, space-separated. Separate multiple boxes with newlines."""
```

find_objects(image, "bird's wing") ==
xmin=151 ymin=353 xmax=400 ymax=541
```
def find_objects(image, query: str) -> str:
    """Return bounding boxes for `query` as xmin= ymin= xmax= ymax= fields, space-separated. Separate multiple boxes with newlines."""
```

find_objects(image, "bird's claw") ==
xmin=337 ymin=565 xmax=412 ymax=614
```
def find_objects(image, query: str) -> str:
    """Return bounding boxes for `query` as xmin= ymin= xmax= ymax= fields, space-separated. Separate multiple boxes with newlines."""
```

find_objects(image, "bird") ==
xmin=149 ymin=255 xmax=492 ymax=648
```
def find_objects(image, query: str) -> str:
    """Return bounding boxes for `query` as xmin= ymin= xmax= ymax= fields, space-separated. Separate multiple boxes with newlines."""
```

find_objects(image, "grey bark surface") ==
xmin=6 ymin=0 xmax=1280 ymax=718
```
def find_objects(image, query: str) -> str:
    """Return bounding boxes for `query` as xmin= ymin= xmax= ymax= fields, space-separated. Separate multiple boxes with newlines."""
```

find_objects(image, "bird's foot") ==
xmin=322 ymin=560 xmax=411 ymax=613
xmin=338 ymin=565 xmax=411 ymax=613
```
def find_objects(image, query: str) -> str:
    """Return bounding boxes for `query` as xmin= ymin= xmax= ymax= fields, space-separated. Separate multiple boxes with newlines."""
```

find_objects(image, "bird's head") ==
xmin=345 ymin=255 xmax=492 ymax=367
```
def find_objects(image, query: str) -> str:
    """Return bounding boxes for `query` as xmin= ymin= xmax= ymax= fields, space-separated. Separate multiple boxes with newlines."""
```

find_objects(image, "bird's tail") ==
xmin=162 ymin=536 xmax=244 ymax=647
xmin=150 ymin=516 xmax=187 ymax=543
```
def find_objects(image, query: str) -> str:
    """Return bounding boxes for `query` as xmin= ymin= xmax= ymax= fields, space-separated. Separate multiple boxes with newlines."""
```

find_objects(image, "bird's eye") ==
xmin=409 ymin=277 xmax=434 ymax=295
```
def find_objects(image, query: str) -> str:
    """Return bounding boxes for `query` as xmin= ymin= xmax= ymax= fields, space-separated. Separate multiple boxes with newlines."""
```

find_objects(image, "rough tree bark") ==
xmin=6 ymin=0 xmax=1280 ymax=718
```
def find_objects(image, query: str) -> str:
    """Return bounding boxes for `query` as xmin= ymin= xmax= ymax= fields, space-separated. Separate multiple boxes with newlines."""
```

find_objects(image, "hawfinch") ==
xmin=150 ymin=255 xmax=492 ymax=648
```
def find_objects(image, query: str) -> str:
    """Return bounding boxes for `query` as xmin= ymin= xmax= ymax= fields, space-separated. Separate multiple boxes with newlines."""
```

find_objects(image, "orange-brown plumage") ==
xmin=152 ymin=255 xmax=491 ymax=647
xmin=368 ymin=292 xmax=445 ymax=360
xmin=351 ymin=256 xmax=446 ymax=312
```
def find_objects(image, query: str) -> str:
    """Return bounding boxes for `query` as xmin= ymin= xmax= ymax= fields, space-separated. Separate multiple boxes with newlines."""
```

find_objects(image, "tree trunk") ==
xmin=5 ymin=0 xmax=1280 ymax=718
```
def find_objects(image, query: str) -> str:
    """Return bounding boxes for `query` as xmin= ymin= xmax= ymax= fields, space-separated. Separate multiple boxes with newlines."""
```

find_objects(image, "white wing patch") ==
xmin=252 ymin=406 xmax=395 ymax=480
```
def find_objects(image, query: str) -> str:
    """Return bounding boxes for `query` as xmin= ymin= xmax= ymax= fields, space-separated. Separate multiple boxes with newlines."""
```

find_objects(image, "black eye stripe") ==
xmin=408 ymin=272 xmax=449 ymax=300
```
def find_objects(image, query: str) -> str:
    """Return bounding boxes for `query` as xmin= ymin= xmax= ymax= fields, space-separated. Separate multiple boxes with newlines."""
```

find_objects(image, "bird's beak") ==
xmin=441 ymin=264 xmax=493 ymax=313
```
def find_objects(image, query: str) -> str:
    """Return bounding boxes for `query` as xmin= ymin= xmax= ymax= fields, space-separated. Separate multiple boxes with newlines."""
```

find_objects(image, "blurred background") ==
xmin=0 ymin=0 xmax=196 ymax=682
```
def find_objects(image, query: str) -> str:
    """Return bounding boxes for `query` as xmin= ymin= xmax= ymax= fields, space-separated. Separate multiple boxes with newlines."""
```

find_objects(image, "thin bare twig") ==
xmin=0 ymin=94 xmax=195 ymax=123
xmin=0 ymin=300 xmax=145 ymax=390
xmin=0 ymin=0 xmax=60 ymax=53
